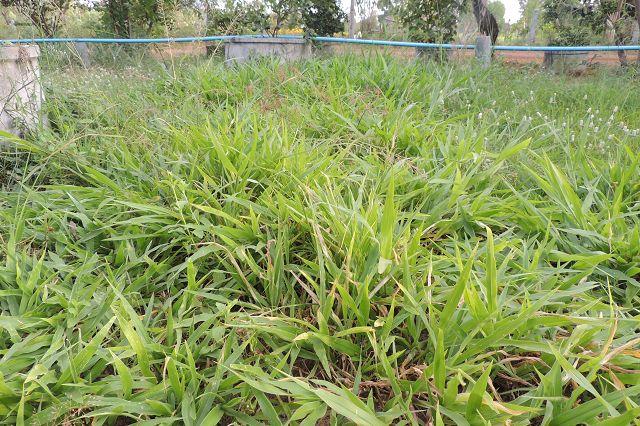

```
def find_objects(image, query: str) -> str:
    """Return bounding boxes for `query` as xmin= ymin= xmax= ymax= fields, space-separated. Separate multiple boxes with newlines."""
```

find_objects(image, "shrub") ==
xmin=264 ymin=0 xmax=303 ymax=35
xmin=398 ymin=0 xmax=466 ymax=43
xmin=300 ymin=0 xmax=346 ymax=36
xmin=206 ymin=0 xmax=269 ymax=35
xmin=541 ymin=0 xmax=594 ymax=45
xmin=2 ymin=0 xmax=71 ymax=36
xmin=101 ymin=0 xmax=178 ymax=37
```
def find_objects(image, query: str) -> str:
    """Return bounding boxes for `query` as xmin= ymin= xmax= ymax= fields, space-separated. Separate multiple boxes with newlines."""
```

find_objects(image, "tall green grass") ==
xmin=1 ymin=55 xmax=640 ymax=425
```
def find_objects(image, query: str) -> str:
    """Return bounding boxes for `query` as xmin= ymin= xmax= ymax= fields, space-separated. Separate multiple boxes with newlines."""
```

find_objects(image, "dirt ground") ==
xmin=148 ymin=41 xmax=638 ymax=67
xmin=494 ymin=49 xmax=637 ymax=66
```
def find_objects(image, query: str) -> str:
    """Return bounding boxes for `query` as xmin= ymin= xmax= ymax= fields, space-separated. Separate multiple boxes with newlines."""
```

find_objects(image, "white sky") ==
xmin=500 ymin=0 xmax=522 ymax=24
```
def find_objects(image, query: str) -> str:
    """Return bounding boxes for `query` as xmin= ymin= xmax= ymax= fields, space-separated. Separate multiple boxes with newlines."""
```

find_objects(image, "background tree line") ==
xmin=1 ymin=0 xmax=639 ymax=50
xmin=1 ymin=0 xmax=347 ymax=37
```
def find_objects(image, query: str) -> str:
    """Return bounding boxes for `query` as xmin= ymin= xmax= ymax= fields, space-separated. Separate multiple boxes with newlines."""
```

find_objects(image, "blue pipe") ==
xmin=2 ymin=34 xmax=640 ymax=52
xmin=309 ymin=36 xmax=475 ymax=50
xmin=1 ymin=35 xmax=237 ymax=44
xmin=313 ymin=36 xmax=640 ymax=51
xmin=493 ymin=44 xmax=640 ymax=51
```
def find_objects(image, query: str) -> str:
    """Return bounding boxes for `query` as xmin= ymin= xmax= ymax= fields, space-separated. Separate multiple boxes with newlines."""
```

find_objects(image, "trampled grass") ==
xmin=1 ymin=55 xmax=640 ymax=425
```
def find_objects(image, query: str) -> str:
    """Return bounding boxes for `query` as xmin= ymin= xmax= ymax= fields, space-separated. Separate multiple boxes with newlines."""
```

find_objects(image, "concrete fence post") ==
xmin=632 ymin=21 xmax=639 ymax=44
xmin=0 ymin=45 xmax=45 ymax=138
xmin=475 ymin=35 xmax=491 ymax=68
xmin=74 ymin=42 xmax=92 ymax=68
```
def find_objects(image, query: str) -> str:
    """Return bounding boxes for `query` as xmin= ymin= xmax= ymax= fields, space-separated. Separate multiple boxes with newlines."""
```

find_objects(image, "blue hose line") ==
xmin=1 ymin=35 xmax=238 ymax=44
xmin=493 ymin=44 xmax=640 ymax=51
xmin=312 ymin=36 xmax=640 ymax=51
xmin=2 ymin=34 xmax=640 ymax=52
xmin=303 ymin=36 xmax=475 ymax=50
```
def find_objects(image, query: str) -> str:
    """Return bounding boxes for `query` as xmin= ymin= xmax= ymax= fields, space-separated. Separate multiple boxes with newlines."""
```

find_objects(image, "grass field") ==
xmin=1 ymin=55 xmax=640 ymax=425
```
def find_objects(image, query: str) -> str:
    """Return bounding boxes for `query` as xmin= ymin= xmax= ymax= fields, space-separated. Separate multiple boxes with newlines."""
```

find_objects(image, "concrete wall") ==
xmin=225 ymin=37 xmax=312 ymax=64
xmin=543 ymin=51 xmax=590 ymax=73
xmin=1 ymin=45 xmax=44 ymax=137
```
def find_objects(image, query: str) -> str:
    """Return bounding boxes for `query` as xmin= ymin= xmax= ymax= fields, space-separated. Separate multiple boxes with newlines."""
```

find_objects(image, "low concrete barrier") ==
xmin=1 ymin=45 xmax=45 ymax=137
xmin=224 ymin=37 xmax=312 ymax=64
xmin=543 ymin=51 xmax=590 ymax=73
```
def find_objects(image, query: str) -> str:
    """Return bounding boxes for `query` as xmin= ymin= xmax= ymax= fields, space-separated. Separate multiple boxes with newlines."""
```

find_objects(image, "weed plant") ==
xmin=1 ymin=55 xmax=640 ymax=424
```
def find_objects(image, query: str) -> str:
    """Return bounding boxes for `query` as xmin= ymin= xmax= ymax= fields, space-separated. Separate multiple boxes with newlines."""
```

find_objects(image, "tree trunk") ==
xmin=1 ymin=8 xmax=14 ymax=27
xmin=203 ymin=0 xmax=209 ymax=34
xmin=617 ymin=43 xmax=628 ymax=66
xmin=613 ymin=0 xmax=626 ymax=66
xmin=472 ymin=0 xmax=499 ymax=44
xmin=527 ymin=9 xmax=539 ymax=44
xmin=348 ymin=0 xmax=356 ymax=38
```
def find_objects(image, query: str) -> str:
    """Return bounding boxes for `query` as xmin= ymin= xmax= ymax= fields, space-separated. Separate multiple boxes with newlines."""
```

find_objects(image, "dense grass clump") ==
xmin=1 ymin=55 xmax=640 ymax=425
